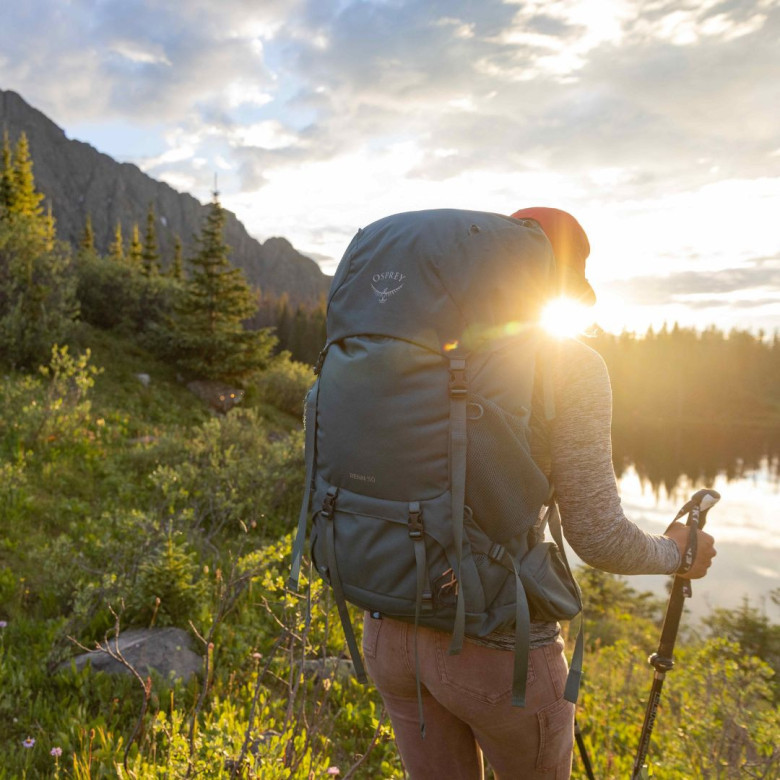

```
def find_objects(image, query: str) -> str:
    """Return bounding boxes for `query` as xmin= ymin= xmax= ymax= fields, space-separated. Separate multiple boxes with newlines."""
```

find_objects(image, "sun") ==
xmin=540 ymin=297 xmax=595 ymax=339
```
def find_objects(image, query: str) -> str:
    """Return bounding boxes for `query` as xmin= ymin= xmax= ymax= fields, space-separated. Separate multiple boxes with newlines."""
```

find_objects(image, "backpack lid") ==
xmin=326 ymin=209 xmax=556 ymax=354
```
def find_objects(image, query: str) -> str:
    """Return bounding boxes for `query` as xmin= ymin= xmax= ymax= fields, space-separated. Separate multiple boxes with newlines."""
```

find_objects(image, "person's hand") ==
xmin=664 ymin=522 xmax=717 ymax=579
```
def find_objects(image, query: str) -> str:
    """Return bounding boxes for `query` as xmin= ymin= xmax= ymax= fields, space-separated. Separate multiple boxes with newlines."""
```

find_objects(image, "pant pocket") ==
xmin=536 ymin=696 xmax=575 ymax=773
xmin=362 ymin=611 xmax=383 ymax=659
xmin=436 ymin=636 xmax=533 ymax=705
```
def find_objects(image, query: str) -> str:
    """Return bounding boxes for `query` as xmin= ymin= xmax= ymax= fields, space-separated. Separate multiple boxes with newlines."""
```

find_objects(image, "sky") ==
xmin=1 ymin=0 xmax=779 ymax=335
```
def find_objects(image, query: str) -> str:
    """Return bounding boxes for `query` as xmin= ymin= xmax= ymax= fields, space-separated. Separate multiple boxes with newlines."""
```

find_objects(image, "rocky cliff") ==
xmin=0 ymin=89 xmax=331 ymax=307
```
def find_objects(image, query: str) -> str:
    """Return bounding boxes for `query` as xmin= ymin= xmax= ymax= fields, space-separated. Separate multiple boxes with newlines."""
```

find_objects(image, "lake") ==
xmin=567 ymin=423 xmax=780 ymax=624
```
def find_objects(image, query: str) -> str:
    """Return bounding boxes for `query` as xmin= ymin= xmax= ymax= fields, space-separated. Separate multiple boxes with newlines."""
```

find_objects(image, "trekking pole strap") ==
xmin=289 ymin=378 xmax=320 ymax=591
xmin=448 ymin=357 xmax=468 ymax=655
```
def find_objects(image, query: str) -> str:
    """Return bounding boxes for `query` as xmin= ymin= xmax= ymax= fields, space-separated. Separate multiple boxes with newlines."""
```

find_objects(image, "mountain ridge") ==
xmin=0 ymin=88 xmax=331 ymax=307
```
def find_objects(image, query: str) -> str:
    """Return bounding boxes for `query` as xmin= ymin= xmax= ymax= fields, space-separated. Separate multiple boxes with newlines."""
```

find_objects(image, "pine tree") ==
xmin=108 ymin=222 xmax=125 ymax=262
xmin=142 ymin=202 xmax=160 ymax=276
xmin=171 ymin=192 xmax=274 ymax=381
xmin=169 ymin=234 xmax=183 ymax=280
xmin=128 ymin=223 xmax=143 ymax=267
xmin=0 ymin=134 xmax=76 ymax=369
xmin=10 ymin=133 xmax=44 ymax=219
xmin=0 ymin=131 xmax=14 ymax=215
xmin=80 ymin=214 xmax=95 ymax=252
xmin=43 ymin=204 xmax=56 ymax=252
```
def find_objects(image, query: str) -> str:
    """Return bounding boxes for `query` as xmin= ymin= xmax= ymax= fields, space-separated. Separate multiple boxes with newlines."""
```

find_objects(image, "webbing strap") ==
xmin=288 ymin=379 xmax=320 ymax=591
xmin=409 ymin=501 xmax=430 ymax=737
xmin=322 ymin=488 xmax=367 ymax=684
xmin=564 ymin=615 xmax=585 ymax=703
xmin=409 ymin=503 xmax=432 ymax=620
xmin=448 ymin=357 xmax=468 ymax=655
xmin=507 ymin=554 xmax=532 ymax=707
xmin=546 ymin=500 xmax=584 ymax=703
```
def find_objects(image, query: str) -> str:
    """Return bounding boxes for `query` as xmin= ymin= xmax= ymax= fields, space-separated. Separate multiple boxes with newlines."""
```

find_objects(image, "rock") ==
xmin=65 ymin=627 xmax=202 ymax=682
xmin=186 ymin=379 xmax=245 ymax=413
xmin=302 ymin=657 xmax=355 ymax=683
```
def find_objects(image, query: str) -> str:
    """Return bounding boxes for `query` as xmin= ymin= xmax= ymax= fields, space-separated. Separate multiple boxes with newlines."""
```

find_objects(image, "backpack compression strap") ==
xmin=321 ymin=486 xmax=367 ymax=683
xmin=289 ymin=378 xmax=320 ymax=591
xmin=448 ymin=356 xmax=468 ymax=656
xmin=545 ymin=500 xmax=584 ymax=703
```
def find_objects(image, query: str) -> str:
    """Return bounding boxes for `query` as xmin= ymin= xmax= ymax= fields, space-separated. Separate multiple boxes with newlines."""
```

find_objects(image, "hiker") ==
xmin=292 ymin=206 xmax=716 ymax=780
xmin=357 ymin=208 xmax=716 ymax=779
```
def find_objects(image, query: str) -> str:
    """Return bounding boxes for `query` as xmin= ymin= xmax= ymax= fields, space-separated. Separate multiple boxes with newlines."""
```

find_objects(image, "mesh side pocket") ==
xmin=466 ymin=393 xmax=550 ymax=543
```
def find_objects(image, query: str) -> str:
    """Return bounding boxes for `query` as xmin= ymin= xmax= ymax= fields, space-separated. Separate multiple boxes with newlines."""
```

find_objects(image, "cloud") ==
xmin=5 ymin=0 xmax=777 ymax=198
xmin=0 ymin=0 xmax=288 ymax=122
xmin=604 ymin=254 xmax=780 ymax=306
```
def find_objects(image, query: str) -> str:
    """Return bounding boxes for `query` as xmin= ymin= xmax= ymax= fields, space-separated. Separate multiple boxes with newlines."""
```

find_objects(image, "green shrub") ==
xmin=150 ymin=408 xmax=305 ymax=541
xmin=75 ymin=252 xmax=183 ymax=336
xmin=252 ymin=354 xmax=313 ymax=418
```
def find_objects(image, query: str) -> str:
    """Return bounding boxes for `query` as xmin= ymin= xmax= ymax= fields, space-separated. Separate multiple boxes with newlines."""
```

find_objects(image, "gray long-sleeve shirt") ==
xmin=478 ymin=336 xmax=681 ymax=650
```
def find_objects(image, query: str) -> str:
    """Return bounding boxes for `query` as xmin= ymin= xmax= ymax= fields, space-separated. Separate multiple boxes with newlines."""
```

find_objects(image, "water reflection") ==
xmin=612 ymin=421 xmax=780 ymax=494
xmin=607 ymin=422 xmax=780 ymax=622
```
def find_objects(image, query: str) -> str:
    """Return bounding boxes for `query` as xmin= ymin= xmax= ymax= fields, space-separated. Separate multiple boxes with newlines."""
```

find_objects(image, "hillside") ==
xmin=0 ymin=88 xmax=331 ymax=307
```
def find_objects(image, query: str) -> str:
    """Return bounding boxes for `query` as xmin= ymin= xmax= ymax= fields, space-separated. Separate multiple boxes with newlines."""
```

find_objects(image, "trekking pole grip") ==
xmin=658 ymin=488 xmax=720 ymax=658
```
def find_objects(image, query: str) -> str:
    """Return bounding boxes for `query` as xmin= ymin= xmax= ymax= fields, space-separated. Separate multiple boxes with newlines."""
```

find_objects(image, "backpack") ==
xmin=290 ymin=208 xmax=583 ymax=710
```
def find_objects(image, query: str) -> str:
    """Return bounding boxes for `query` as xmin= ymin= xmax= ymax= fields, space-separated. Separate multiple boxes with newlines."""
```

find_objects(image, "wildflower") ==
xmin=23 ymin=737 xmax=35 ymax=748
xmin=326 ymin=768 xmax=340 ymax=776
xmin=0 ymin=620 xmax=7 ymax=628
xmin=51 ymin=746 xmax=63 ymax=757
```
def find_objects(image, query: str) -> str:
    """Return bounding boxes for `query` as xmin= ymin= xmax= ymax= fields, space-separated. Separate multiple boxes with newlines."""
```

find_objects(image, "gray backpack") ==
xmin=290 ymin=208 xmax=583 ymax=709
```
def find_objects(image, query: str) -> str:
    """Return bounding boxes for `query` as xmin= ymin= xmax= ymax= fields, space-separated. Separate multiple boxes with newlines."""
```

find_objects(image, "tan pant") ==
xmin=363 ymin=613 xmax=574 ymax=779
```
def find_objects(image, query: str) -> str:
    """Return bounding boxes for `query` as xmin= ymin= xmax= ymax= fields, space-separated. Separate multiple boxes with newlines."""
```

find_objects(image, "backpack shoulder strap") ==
xmin=447 ymin=354 xmax=468 ymax=656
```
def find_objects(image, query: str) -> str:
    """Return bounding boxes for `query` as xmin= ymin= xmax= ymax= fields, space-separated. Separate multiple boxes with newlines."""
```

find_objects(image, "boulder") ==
xmin=66 ymin=627 xmax=202 ymax=682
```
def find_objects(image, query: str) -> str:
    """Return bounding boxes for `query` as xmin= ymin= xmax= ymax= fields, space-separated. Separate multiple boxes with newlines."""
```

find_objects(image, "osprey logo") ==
xmin=371 ymin=271 xmax=406 ymax=303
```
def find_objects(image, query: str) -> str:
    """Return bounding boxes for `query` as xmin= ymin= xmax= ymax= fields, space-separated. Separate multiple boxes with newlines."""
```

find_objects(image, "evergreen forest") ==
xmin=0 ymin=134 xmax=778 ymax=778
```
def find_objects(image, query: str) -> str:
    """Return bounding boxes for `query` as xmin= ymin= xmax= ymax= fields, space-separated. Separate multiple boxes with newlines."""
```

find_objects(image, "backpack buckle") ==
xmin=488 ymin=543 xmax=506 ymax=562
xmin=320 ymin=486 xmax=339 ymax=519
xmin=408 ymin=502 xmax=424 ymax=539
xmin=449 ymin=358 xmax=468 ymax=398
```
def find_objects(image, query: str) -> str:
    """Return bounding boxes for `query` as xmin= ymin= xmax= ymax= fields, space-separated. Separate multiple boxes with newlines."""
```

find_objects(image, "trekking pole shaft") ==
xmin=632 ymin=675 xmax=666 ymax=779
xmin=574 ymin=720 xmax=596 ymax=780
xmin=656 ymin=577 xmax=687 ymax=660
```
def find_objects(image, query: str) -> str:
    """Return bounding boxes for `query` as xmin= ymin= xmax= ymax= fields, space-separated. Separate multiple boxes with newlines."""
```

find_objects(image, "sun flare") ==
xmin=540 ymin=297 xmax=595 ymax=339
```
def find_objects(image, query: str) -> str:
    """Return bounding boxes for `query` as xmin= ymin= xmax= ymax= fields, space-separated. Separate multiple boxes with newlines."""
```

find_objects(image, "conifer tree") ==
xmin=108 ymin=222 xmax=125 ymax=262
xmin=80 ymin=214 xmax=95 ymax=252
xmin=171 ymin=192 xmax=274 ymax=381
xmin=0 ymin=131 xmax=14 ymax=215
xmin=0 ymin=133 xmax=76 ymax=368
xmin=10 ymin=133 xmax=44 ymax=220
xmin=169 ymin=234 xmax=183 ymax=280
xmin=142 ymin=202 xmax=160 ymax=276
xmin=43 ymin=204 xmax=56 ymax=252
xmin=128 ymin=223 xmax=143 ymax=267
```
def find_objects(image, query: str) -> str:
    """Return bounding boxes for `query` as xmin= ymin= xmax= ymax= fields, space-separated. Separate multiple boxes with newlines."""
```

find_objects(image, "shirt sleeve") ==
xmin=547 ymin=339 xmax=681 ymax=575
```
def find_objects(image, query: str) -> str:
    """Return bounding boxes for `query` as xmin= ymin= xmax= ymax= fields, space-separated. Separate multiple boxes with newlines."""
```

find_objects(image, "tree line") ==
xmin=590 ymin=325 xmax=780 ymax=427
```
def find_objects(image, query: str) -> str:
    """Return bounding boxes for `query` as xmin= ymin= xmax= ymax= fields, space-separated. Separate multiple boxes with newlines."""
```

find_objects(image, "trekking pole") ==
xmin=631 ymin=488 xmax=720 ymax=780
xmin=575 ymin=719 xmax=596 ymax=780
